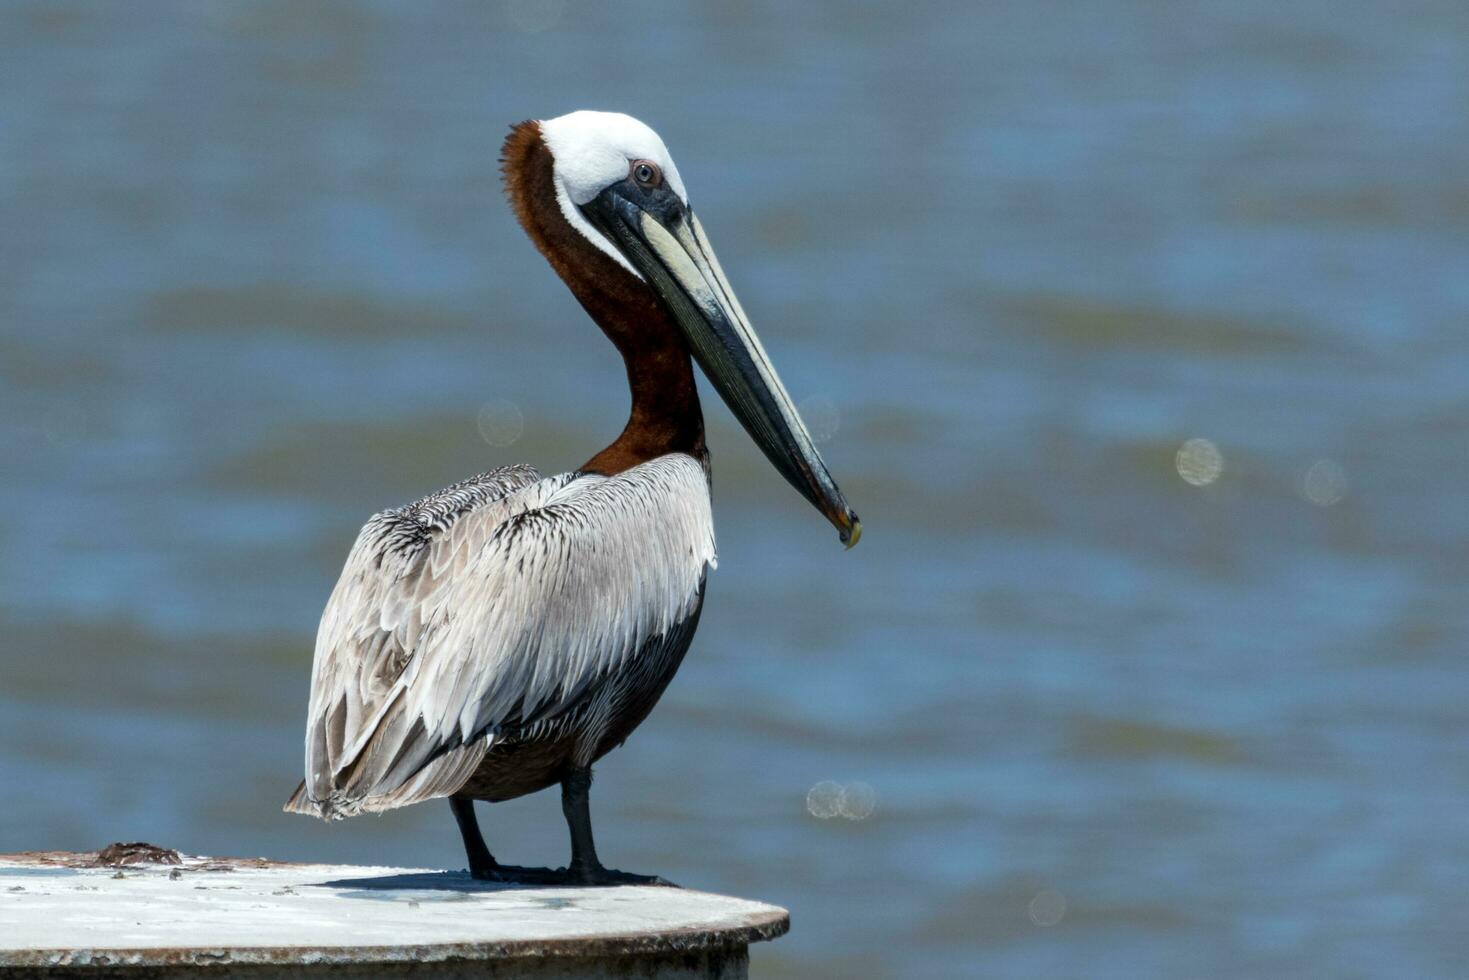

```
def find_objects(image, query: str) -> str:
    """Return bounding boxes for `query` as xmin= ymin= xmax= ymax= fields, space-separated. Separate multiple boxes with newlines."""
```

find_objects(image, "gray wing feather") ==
xmin=286 ymin=454 xmax=715 ymax=820
xmin=287 ymin=463 xmax=544 ymax=818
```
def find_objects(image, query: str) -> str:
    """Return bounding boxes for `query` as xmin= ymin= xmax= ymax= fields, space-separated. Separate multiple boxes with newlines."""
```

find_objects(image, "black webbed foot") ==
xmin=470 ymin=863 xmax=676 ymax=887
xmin=567 ymin=863 xmax=678 ymax=888
xmin=469 ymin=864 xmax=568 ymax=885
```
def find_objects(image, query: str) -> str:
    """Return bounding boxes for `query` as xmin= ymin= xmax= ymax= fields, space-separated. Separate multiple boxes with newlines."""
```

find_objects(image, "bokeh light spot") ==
xmin=806 ymin=780 xmax=843 ymax=819
xmin=1175 ymin=437 xmax=1223 ymax=487
xmin=799 ymin=395 xmax=841 ymax=444
xmin=838 ymin=781 xmax=877 ymax=820
xmin=806 ymin=780 xmax=878 ymax=821
xmin=1028 ymin=888 xmax=1067 ymax=927
xmin=477 ymin=398 xmax=524 ymax=447
xmin=1299 ymin=458 xmax=1347 ymax=506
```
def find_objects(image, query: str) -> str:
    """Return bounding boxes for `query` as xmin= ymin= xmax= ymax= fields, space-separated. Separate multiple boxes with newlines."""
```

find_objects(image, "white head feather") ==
xmin=538 ymin=111 xmax=689 ymax=278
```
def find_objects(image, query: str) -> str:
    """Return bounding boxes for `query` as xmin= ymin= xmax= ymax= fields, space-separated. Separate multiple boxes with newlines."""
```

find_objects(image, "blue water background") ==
xmin=2 ymin=2 xmax=1467 ymax=976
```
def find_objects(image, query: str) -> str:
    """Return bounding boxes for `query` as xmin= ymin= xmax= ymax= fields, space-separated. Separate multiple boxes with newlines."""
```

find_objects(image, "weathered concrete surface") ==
xmin=0 ymin=850 xmax=787 ymax=978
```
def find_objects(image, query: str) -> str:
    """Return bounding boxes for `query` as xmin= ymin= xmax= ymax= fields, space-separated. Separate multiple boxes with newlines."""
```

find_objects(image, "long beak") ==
xmin=583 ymin=189 xmax=861 ymax=548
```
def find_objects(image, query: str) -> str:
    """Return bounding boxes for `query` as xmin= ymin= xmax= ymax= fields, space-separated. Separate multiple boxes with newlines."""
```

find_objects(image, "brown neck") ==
xmin=501 ymin=121 xmax=705 ymax=476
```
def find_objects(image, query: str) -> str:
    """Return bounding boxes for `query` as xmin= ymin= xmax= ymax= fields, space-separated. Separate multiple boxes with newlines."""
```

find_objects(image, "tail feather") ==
xmin=281 ymin=737 xmax=490 ymax=821
xmin=282 ymin=779 xmax=328 ymax=819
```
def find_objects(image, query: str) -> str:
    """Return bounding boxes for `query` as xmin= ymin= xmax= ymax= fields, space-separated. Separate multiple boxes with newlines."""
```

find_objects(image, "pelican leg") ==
xmin=450 ymin=797 xmax=499 ymax=879
xmin=451 ymin=796 xmax=566 ymax=884
xmin=561 ymin=767 xmax=676 ymax=887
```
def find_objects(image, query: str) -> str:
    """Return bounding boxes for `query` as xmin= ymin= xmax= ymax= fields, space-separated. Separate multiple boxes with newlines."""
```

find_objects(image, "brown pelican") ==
xmin=285 ymin=110 xmax=860 ymax=885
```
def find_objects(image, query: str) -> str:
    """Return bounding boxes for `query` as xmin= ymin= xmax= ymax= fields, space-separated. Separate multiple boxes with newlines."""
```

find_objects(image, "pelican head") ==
xmin=535 ymin=110 xmax=861 ymax=548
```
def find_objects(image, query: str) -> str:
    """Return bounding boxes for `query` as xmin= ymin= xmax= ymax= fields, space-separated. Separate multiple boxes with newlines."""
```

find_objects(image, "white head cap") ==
xmin=538 ymin=111 xmax=689 ymax=276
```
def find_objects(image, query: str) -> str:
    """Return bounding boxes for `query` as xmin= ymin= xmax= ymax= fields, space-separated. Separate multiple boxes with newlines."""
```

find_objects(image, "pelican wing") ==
xmin=286 ymin=454 xmax=715 ymax=819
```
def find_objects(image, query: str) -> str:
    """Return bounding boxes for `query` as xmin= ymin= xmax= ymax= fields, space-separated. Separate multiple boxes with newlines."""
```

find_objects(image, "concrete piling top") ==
xmin=0 ymin=848 xmax=788 ymax=977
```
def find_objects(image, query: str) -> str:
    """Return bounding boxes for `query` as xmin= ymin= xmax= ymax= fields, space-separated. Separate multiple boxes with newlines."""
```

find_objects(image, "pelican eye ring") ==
xmin=631 ymin=160 xmax=660 ymax=187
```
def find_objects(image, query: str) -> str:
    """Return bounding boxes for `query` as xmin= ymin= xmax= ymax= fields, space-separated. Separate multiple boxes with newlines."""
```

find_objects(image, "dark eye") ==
xmin=631 ymin=160 xmax=660 ymax=186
